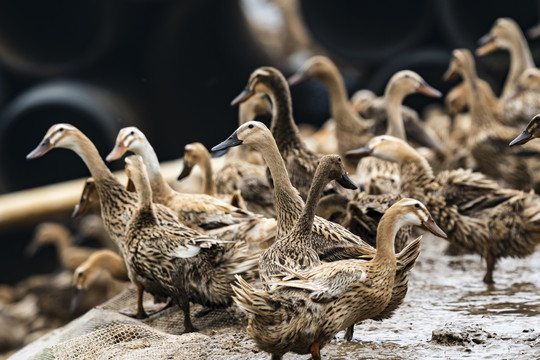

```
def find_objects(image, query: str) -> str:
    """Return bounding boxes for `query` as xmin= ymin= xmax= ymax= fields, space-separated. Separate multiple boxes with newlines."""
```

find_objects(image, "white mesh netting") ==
xmin=9 ymin=287 xmax=261 ymax=360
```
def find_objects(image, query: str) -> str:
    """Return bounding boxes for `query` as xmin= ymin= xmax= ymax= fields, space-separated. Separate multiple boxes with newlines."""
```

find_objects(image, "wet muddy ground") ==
xmin=7 ymin=233 xmax=540 ymax=359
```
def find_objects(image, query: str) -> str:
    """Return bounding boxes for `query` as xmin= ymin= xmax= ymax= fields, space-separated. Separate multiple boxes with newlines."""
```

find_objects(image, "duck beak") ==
xmin=476 ymin=33 xmax=498 ymax=56
xmin=106 ymin=143 xmax=128 ymax=162
xmin=527 ymin=24 xmax=540 ymax=39
xmin=337 ymin=172 xmax=358 ymax=190
xmin=212 ymin=132 xmax=243 ymax=152
xmin=24 ymin=241 xmax=38 ymax=257
xmin=26 ymin=138 xmax=53 ymax=160
xmin=442 ymin=65 xmax=459 ymax=82
xmin=422 ymin=217 xmax=447 ymax=239
xmin=231 ymin=86 xmax=255 ymax=106
xmin=509 ymin=130 xmax=533 ymax=147
xmin=417 ymin=82 xmax=442 ymax=98
xmin=345 ymin=146 xmax=373 ymax=159
xmin=177 ymin=162 xmax=194 ymax=181
xmin=211 ymin=148 xmax=230 ymax=158
xmin=70 ymin=287 xmax=84 ymax=313
xmin=287 ymin=70 xmax=307 ymax=86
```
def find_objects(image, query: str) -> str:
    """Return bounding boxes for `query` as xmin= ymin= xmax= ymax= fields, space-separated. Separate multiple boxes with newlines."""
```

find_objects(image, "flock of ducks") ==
xmin=16 ymin=16 xmax=540 ymax=360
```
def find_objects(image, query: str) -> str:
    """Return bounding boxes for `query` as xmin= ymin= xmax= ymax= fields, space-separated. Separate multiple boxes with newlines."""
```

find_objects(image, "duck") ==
xmin=257 ymin=154 xmax=357 ymax=287
xmin=232 ymin=198 xmax=446 ymax=360
xmin=70 ymin=249 xmax=129 ymax=312
xmin=106 ymin=126 xmax=277 ymax=249
xmin=26 ymin=124 xmax=211 ymax=319
xmin=355 ymin=70 xmax=442 ymax=194
xmin=510 ymin=113 xmax=540 ymax=146
xmin=123 ymin=154 xmax=259 ymax=332
xmin=443 ymin=48 xmax=540 ymax=191
xmin=287 ymin=55 xmax=373 ymax=172
xmin=476 ymin=17 xmax=535 ymax=100
xmin=231 ymin=66 xmax=322 ymax=200
xmin=25 ymin=222 xmax=96 ymax=272
xmin=476 ymin=17 xmax=540 ymax=125
xmin=347 ymin=135 xmax=540 ymax=284
xmin=212 ymin=121 xmax=419 ymax=340
xmin=177 ymin=141 xmax=274 ymax=217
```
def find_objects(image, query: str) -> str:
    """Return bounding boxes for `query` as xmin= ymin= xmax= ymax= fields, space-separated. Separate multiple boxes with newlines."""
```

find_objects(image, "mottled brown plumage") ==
xmin=232 ymin=198 xmax=444 ymax=360
xmin=124 ymin=155 xmax=259 ymax=332
xmin=353 ymin=135 xmax=540 ymax=283
xmin=212 ymin=121 xmax=422 ymax=341
xmin=231 ymin=67 xmax=321 ymax=200
xmin=287 ymin=55 xmax=372 ymax=172
xmin=106 ymin=127 xmax=277 ymax=250
xmin=444 ymin=49 xmax=540 ymax=191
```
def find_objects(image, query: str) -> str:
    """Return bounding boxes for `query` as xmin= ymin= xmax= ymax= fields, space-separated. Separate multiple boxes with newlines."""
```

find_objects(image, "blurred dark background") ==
xmin=1 ymin=0 xmax=540 ymax=283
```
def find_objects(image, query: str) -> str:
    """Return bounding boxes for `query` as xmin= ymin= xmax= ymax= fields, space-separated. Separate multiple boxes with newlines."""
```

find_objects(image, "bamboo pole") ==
xmin=0 ymin=158 xmax=201 ymax=231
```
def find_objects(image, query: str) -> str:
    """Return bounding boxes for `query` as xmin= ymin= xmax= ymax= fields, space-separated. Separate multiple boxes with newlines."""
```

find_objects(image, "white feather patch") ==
xmin=172 ymin=244 xmax=200 ymax=258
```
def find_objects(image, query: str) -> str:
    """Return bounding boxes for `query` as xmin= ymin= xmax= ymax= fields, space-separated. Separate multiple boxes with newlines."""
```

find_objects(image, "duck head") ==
xmin=350 ymin=89 xmax=376 ymax=113
xmin=443 ymin=49 xmax=474 ymax=82
xmin=507 ymin=68 xmax=540 ymax=100
xmin=477 ymin=18 xmax=519 ymax=55
xmin=177 ymin=142 xmax=209 ymax=181
xmin=287 ymin=55 xmax=337 ymax=85
xmin=392 ymin=198 xmax=447 ymax=239
xmin=386 ymin=70 xmax=442 ymax=99
xmin=212 ymin=121 xmax=272 ymax=153
xmin=72 ymin=178 xmax=98 ymax=218
xmin=345 ymin=135 xmax=412 ymax=163
xmin=106 ymin=126 xmax=148 ymax=162
xmin=231 ymin=67 xmax=280 ymax=106
xmin=27 ymin=123 xmax=81 ymax=159
xmin=317 ymin=154 xmax=357 ymax=190
xmin=509 ymin=114 xmax=540 ymax=146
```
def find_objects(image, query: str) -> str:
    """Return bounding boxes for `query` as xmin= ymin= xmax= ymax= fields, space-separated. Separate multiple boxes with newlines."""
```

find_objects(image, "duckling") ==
xmin=232 ymin=198 xmax=445 ymax=360
xmin=106 ymin=127 xmax=277 ymax=246
xmin=348 ymin=135 xmax=540 ymax=284
xmin=26 ymin=222 xmax=95 ymax=272
xmin=26 ymin=124 xmax=209 ymax=319
xmin=124 ymin=155 xmax=259 ymax=332
xmin=212 ymin=121 xmax=419 ymax=340
xmin=443 ymin=48 xmax=540 ymax=190
xmin=476 ymin=17 xmax=535 ymax=100
xmin=70 ymin=249 xmax=129 ymax=312
xmin=72 ymin=177 xmax=100 ymax=218
xmin=356 ymin=70 xmax=442 ymax=194
xmin=231 ymin=66 xmax=322 ymax=200
xmin=287 ymin=55 xmax=373 ymax=172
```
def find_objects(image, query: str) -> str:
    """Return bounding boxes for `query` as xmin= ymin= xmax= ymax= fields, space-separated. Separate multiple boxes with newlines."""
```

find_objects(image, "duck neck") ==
xmin=256 ymin=135 xmax=304 ymax=236
xmin=130 ymin=166 xmax=154 ymax=215
xmin=384 ymin=87 xmax=407 ymax=140
xmin=398 ymin=151 xmax=435 ymax=201
xmin=373 ymin=209 xmax=401 ymax=262
xmin=68 ymin=135 xmax=126 ymax=202
xmin=459 ymin=62 xmax=498 ymax=131
xmin=291 ymin=168 xmax=329 ymax=238
xmin=267 ymin=77 xmax=306 ymax=153
xmin=55 ymin=230 xmax=74 ymax=259
xmin=200 ymin=151 xmax=216 ymax=196
xmin=503 ymin=31 xmax=535 ymax=98
xmin=136 ymin=142 xmax=176 ymax=201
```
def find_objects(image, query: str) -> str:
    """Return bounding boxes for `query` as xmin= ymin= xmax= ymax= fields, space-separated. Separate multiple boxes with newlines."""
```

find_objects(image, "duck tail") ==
xmin=232 ymin=275 xmax=276 ymax=316
xmin=395 ymin=236 xmax=422 ymax=274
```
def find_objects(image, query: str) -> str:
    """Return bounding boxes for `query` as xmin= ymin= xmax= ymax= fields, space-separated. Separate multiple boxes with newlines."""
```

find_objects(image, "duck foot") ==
xmin=483 ymin=255 xmax=496 ymax=284
xmin=344 ymin=325 xmax=354 ymax=341
xmin=309 ymin=343 xmax=321 ymax=360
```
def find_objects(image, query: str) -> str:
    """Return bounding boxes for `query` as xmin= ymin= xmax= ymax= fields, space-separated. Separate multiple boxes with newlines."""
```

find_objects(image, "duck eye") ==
xmin=130 ymin=131 xmax=135 ymax=135
xmin=414 ymin=203 xmax=420 ymax=208
xmin=58 ymin=127 xmax=64 ymax=132
xmin=248 ymin=124 xmax=254 ymax=129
